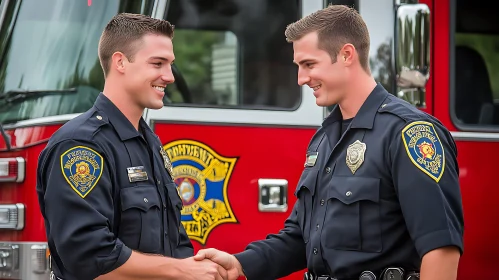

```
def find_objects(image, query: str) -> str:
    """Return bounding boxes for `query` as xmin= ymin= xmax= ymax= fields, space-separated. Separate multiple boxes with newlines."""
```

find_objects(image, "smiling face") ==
xmin=293 ymin=32 xmax=349 ymax=107
xmin=120 ymin=33 xmax=175 ymax=110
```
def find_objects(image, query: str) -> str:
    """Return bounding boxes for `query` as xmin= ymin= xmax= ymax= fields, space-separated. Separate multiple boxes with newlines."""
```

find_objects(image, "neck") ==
xmin=102 ymin=80 xmax=144 ymax=130
xmin=338 ymin=70 xmax=377 ymax=120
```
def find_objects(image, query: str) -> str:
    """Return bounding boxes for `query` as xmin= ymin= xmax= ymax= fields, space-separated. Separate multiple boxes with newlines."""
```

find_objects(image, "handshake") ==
xmin=181 ymin=248 xmax=245 ymax=280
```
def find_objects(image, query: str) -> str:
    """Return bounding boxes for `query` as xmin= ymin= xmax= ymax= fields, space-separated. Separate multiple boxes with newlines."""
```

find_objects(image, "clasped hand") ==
xmin=189 ymin=248 xmax=243 ymax=280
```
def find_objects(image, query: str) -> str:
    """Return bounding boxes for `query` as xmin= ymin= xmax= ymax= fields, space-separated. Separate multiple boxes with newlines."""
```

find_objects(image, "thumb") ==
xmin=194 ymin=248 xmax=217 ymax=261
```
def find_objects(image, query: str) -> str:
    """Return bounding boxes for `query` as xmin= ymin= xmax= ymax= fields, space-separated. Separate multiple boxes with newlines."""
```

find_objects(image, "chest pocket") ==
xmin=294 ymin=168 xmax=318 ymax=243
xmin=119 ymin=185 xmax=162 ymax=253
xmin=321 ymin=176 xmax=382 ymax=252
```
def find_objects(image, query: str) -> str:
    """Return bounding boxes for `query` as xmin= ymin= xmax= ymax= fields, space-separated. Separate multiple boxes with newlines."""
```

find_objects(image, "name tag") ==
xmin=127 ymin=166 xmax=148 ymax=182
xmin=305 ymin=152 xmax=318 ymax=167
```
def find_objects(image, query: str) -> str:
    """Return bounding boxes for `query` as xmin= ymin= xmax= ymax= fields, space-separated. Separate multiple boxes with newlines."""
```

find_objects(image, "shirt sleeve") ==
xmin=389 ymin=120 xmax=464 ymax=258
xmin=234 ymin=201 xmax=307 ymax=280
xmin=37 ymin=139 xmax=131 ymax=279
xmin=176 ymin=223 xmax=194 ymax=258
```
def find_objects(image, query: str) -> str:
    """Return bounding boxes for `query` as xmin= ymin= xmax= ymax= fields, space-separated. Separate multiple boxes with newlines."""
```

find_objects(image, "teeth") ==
xmin=312 ymin=85 xmax=321 ymax=91
xmin=153 ymin=86 xmax=165 ymax=91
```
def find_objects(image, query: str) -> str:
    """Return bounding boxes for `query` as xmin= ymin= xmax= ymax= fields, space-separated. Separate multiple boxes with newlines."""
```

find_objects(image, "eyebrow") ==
xmin=293 ymin=59 xmax=315 ymax=66
xmin=149 ymin=56 xmax=175 ymax=64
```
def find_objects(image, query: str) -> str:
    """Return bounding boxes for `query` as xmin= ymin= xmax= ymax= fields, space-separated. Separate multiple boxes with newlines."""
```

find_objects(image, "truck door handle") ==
xmin=258 ymin=179 xmax=288 ymax=212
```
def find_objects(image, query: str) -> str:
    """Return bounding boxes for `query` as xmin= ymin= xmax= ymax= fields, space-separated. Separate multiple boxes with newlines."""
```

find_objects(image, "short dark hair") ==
xmin=285 ymin=5 xmax=370 ymax=73
xmin=98 ymin=13 xmax=175 ymax=76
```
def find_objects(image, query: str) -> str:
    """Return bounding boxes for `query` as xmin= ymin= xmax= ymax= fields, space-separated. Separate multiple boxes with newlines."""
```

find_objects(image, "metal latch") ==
xmin=258 ymin=179 xmax=288 ymax=212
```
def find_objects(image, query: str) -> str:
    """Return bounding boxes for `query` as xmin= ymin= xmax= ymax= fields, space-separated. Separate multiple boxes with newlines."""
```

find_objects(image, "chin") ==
xmin=148 ymin=102 xmax=164 ymax=110
xmin=316 ymin=98 xmax=334 ymax=107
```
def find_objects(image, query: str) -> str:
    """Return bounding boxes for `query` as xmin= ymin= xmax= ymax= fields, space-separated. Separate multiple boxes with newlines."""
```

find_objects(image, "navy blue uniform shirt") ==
xmin=36 ymin=93 xmax=193 ymax=280
xmin=235 ymin=84 xmax=464 ymax=280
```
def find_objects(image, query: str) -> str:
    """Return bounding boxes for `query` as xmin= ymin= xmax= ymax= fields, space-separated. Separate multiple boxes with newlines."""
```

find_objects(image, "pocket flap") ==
xmin=121 ymin=185 xmax=161 ymax=212
xmin=328 ymin=176 xmax=380 ymax=205
xmin=294 ymin=168 xmax=319 ymax=197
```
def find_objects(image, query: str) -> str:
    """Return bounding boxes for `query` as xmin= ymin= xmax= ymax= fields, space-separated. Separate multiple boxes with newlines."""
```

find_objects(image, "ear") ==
xmin=339 ymin=43 xmax=356 ymax=67
xmin=111 ymin=52 xmax=127 ymax=74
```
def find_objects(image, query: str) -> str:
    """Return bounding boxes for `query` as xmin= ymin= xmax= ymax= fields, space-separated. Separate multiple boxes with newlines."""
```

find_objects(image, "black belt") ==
xmin=305 ymin=267 xmax=420 ymax=280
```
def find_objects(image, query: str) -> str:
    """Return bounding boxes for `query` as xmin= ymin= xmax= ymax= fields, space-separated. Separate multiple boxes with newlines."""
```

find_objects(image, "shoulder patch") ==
xmin=60 ymin=146 xmax=104 ymax=198
xmin=401 ymin=121 xmax=445 ymax=182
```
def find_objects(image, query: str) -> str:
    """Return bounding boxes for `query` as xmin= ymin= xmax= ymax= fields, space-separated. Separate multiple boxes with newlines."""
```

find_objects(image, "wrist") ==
xmin=160 ymin=257 xmax=182 ymax=279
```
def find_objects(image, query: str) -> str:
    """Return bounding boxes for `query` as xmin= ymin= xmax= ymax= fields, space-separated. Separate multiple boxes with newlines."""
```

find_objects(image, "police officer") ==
xmin=194 ymin=5 xmax=464 ymax=280
xmin=36 ymin=13 xmax=227 ymax=280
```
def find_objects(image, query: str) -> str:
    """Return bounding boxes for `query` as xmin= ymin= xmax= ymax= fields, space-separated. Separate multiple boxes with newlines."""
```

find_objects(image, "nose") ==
xmin=297 ymin=67 xmax=310 ymax=86
xmin=162 ymin=65 xmax=175 ymax=84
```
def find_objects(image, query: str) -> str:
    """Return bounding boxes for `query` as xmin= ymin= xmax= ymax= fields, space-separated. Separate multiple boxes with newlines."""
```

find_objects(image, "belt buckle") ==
xmin=359 ymin=271 xmax=377 ymax=280
xmin=381 ymin=267 xmax=404 ymax=280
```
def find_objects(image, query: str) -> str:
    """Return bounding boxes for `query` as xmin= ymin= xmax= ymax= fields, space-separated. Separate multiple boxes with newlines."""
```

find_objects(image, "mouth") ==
xmin=152 ymin=85 xmax=166 ymax=93
xmin=311 ymin=85 xmax=321 ymax=91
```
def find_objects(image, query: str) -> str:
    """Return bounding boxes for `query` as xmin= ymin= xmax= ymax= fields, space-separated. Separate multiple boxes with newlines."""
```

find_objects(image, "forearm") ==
xmin=96 ymin=250 xmax=181 ymax=280
xmin=420 ymin=246 xmax=460 ymax=280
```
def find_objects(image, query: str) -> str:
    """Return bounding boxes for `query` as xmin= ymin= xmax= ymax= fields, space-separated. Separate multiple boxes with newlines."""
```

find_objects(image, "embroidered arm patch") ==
xmin=401 ymin=121 xmax=445 ymax=182
xmin=60 ymin=146 xmax=104 ymax=198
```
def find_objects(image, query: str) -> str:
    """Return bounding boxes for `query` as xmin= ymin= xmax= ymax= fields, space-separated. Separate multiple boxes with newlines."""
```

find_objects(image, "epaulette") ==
xmin=77 ymin=110 xmax=110 ymax=138
xmin=377 ymin=96 xmax=424 ymax=123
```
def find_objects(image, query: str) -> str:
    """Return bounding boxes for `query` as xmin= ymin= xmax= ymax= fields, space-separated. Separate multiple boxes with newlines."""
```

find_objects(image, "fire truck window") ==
xmin=164 ymin=0 xmax=300 ymax=110
xmin=453 ymin=0 xmax=499 ymax=127
xmin=0 ymin=0 xmax=156 ymax=125
xmin=165 ymin=30 xmax=238 ymax=105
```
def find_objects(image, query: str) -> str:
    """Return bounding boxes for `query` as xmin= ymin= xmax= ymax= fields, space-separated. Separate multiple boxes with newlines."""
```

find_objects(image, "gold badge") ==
xmin=160 ymin=148 xmax=174 ymax=179
xmin=346 ymin=140 xmax=366 ymax=174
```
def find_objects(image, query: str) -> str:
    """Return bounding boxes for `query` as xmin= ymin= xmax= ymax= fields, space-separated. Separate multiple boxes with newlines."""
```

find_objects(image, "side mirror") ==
xmin=395 ymin=3 xmax=430 ymax=108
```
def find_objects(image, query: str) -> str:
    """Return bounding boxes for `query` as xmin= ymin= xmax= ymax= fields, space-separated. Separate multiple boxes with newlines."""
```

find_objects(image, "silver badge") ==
xmin=346 ymin=140 xmax=366 ymax=174
xmin=127 ymin=166 xmax=148 ymax=182
xmin=304 ymin=151 xmax=318 ymax=167
xmin=160 ymin=148 xmax=174 ymax=179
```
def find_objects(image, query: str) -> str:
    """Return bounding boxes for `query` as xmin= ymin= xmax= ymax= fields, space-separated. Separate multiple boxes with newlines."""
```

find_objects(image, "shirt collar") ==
xmin=94 ymin=93 xmax=151 ymax=141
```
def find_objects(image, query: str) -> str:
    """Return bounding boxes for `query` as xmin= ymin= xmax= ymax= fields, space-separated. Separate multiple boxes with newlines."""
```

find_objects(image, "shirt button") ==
xmin=346 ymin=191 xmax=352 ymax=196
xmin=316 ymin=224 xmax=319 ymax=230
xmin=320 ymin=199 xmax=325 ymax=206
xmin=144 ymin=198 xmax=148 ymax=203
xmin=325 ymin=167 xmax=331 ymax=174
xmin=313 ymin=248 xmax=318 ymax=254
xmin=157 ymin=179 xmax=161 ymax=185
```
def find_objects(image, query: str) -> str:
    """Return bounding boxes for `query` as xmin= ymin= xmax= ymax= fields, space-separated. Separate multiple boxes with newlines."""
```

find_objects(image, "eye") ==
xmin=152 ymin=62 xmax=162 ymax=67
xmin=305 ymin=63 xmax=314 ymax=68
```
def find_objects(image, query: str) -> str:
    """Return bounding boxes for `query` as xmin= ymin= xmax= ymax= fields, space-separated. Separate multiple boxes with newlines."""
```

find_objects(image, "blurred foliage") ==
xmin=168 ymin=29 xmax=225 ymax=103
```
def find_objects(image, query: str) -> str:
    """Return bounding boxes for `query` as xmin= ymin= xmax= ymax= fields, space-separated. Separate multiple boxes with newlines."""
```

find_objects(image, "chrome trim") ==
xmin=451 ymin=131 xmax=499 ymax=142
xmin=394 ymin=3 xmax=431 ymax=107
xmin=258 ymin=179 xmax=288 ymax=213
xmin=15 ymin=157 xmax=25 ymax=183
xmin=0 ymin=243 xmax=19 ymax=279
xmin=0 ymin=0 xmax=11 ymax=33
xmin=2 ymin=114 xmax=79 ymax=130
xmin=151 ymin=0 xmax=168 ymax=19
xmin=0 ymin=204 xmax=24 ymax=230
xmin=0 ymin=242 xmax=49 ymax=280
xmin=15 ymin=203 xmax=24 ymax=230
xmin=0 ymin=158 xmax=25 ymax=182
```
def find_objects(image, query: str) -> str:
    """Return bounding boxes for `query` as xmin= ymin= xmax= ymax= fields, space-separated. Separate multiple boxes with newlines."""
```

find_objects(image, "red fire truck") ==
xmin=0 ymin=0 xmax=497 ymax=279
